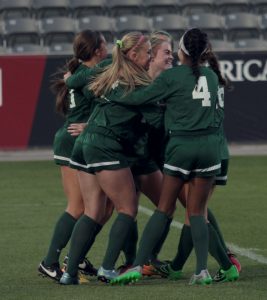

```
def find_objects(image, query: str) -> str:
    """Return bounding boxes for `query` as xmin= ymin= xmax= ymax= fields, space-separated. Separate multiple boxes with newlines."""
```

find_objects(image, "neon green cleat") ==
xmin=189 ymin=269 xmax=212 ymax=286
xmin=152 ymin=261 xmax=182 ymax=280
xmin=213 ymin=265 xmax=239 ymax=283
xmin=111 ymin=266 xmax=142 ymax=285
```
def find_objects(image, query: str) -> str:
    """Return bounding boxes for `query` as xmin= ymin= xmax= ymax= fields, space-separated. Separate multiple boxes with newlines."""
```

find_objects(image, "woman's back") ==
xmin=163 ymin=65 xmax=219 ymax=133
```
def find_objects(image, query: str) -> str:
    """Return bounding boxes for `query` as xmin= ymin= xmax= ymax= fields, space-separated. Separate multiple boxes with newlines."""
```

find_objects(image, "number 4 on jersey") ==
xmin=192 ymin=76 xmax=211 ymax=107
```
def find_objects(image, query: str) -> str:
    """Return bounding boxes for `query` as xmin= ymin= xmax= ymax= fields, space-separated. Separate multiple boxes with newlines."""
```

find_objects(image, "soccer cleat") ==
xmin=110 ymin=266 xmax=142 ymax=286
xmin=142 ymin=259 xmax=171 ymax=277
xmin=97 ymin=266 xmax=119 ymax=283
xmin=142 ymin=263 xmax=161 ymax=277
xmin=78 ymin=258 xmax=98 ymax=276
xmin=213 ymin=265 xmax=239 ymax=283
xmin=117 ymin=264 xmax=133 ymax=275
xmin=227 ymin=252 xmax=241 ymax=272
xmin=38 ymin=261 xmax=63 ymax=282
xmin=63 ymin=256 xmax=97 ymax=276
xmin=189 ymin=269 xmax=212 ymax=285
xmin=59 ymin=272 xmax=79 ymax=285
xmin=152 ymin=261 xmax=182 ymax=280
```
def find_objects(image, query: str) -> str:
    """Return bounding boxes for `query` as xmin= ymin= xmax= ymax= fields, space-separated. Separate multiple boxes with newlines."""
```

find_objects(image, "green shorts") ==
xmin=71 ymin=127 xmax=160 ymax=175
xmin=69 ymin=132 xmax=89 ymax=173
xmin=53 ymin=126 xmax=76 ymax=166
xmin=131 ymin=158 xmax=159 ymax=176
xmin=80 ymin=132 xmax=131 ymax=173
xmin=219 ymin=133 xmax=229 ymax=160
xmin=215 ymin=159 xmax=229 ymax=185
xmin=163 ymin=133 xmax=221 ymax=180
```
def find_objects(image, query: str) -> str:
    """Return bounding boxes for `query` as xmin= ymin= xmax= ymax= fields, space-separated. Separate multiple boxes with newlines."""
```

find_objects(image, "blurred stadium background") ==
xmin=0 ymin=0 xmax=267 ymax=149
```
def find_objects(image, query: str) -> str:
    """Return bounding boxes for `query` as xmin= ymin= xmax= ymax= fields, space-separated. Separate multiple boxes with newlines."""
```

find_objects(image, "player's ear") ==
xmin=127 ymin=50 xmax=137 ymax=62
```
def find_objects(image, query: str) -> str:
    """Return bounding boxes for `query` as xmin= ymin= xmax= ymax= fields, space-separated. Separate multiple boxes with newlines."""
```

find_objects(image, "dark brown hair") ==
xmin=51 ymin=30 xmax=104 ymax=115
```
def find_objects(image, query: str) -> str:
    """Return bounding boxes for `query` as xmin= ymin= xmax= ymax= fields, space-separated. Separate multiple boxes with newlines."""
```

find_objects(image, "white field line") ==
xmin=139 ymin=205 xmax=267 ymax=265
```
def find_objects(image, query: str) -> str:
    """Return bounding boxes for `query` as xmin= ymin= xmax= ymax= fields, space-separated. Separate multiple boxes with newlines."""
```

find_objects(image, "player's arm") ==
xmin=66 ymin=58 xmax=112 ymax=89
xmin=107 ymin=69 xmax=176 ymax=106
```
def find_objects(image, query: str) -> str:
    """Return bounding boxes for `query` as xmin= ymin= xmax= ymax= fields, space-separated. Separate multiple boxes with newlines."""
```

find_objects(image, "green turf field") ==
xmin=1 ymin=157 xmax=267 ymax=300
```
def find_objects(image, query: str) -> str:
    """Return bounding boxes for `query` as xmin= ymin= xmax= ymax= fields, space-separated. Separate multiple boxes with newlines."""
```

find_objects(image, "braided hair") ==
xmin=182 ymin=28 xmax=208 ymax=83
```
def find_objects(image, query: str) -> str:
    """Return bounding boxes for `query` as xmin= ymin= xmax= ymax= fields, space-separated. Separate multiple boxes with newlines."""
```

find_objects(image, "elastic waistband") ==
xmin=169 ymin=127 xmax=219 ymax=137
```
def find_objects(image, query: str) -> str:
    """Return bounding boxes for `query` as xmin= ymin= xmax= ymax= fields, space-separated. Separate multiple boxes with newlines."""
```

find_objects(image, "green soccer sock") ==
xmin=79 ymin=223 xmax=103 ymax=263
xmin=66 ymin=215 xmax=98 ymax=277
xmin=122 ymin=220 xmax=138 ymax=265
xmin=208 ymin=208 xmax=228 ymax=252
xmin=171 ymin=224 xmax=193 ymax=271
xmin=44 ymin=211 xmax=77 ymax=267
xmin=150 ymin=216 xmax=172 ymax=262
xmin=208 ymin=223 xmax=232 ymax=270
xmin=133 ymin=210 xmax=170 ymax=267
xmin=190 ymin=215 xmax=209 ymax=274
xmin=102 ymin=213 xmax=135 ymax=270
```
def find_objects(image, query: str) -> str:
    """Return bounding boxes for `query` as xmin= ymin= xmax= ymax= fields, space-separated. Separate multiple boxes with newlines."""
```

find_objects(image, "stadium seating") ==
xmin=225 ymin=12 xmax=261 ymax=40
xmin=144 ymin=0 xmax=179 ymax=16
xmin=69 ymin=0 xmax=107 ymax=18
xmin=188 ymin=13 xmax=225 ymax=40
xmin=0 ymin=20 xmax=4 ymax=45
xmin=107 ymin=0 xmax=143 ymax=17
xmin=0 ymin=0 xmax=32 ymax=19
xmin=39 ymin=17 xmax=75 ymax=46
xmin=0 ymin=0 xmax=267 ymax=53
xmin=32 ymin=0 xmax=70 ymax=19
xmin=0 ymin=45 xmax=6 ymax=53
xmin=47 ymin=42 xmax=73 ymax=55
xmin=251 ymin=0 xmax=267 ymax=14
xmin=116 ymin=15 xmax=152 ymax=37
xmin=179 ymin=0 xmax=214 ymax=15
xmin=215 ymin=0 xmax=250 ymax=14
xmin=4 ymin=17 xmax=39 ymax=47
xmin=260 ymin=13 xmax=267 ymax=38
xmin=77 ymin=16 xmax=116 ymax=43
xmin=210 ymin=39 xmax=235 ymax=51
xmin=152 ymin=14 xmax=188 ymax=40
xmin=234 ymin=38 xmax=267 ymax=50
xmin=9 ymin=43 xmax=47 ymax=54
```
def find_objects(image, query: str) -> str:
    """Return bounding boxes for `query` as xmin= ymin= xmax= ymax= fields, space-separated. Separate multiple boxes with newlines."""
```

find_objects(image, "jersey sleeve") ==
xmin=107 ymin=69 xmax=176 ymax=106
xmin=66 ymin=58 xmax=112 ymax=89
xmin=65 ymin=68 xmax=91 ymax=89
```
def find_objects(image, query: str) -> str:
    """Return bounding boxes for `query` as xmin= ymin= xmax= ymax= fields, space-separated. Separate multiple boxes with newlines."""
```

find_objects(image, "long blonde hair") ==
xmin=90 ymin=31 xmax=152 ymax=96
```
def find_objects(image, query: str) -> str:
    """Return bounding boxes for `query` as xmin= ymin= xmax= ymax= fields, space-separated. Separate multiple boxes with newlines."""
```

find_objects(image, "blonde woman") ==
xmin=60 ymin=32 xmax=159 ymax=285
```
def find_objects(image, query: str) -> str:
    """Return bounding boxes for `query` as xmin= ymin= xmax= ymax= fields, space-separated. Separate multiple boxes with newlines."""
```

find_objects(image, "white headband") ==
xmin=179 ymin=33 xmax=190 ymax=56
xmin=179 ymin=29 xmax=208 ymax=57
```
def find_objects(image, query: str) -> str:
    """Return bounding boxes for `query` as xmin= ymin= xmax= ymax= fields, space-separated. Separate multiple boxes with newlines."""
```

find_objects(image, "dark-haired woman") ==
xmin=38 ymin=30 xmax=108 ymax=282
xmin=110 ymin=28 xmax=239 ymax=286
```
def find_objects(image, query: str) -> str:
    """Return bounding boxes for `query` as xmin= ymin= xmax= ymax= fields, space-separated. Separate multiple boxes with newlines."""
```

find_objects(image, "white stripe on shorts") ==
xmin=86 ymin=161 xmax=120 ymax=167
xmin=69 ymin=160 xmax=87 ymax=169
xmin=164 ymin=164 xmax=190 ymax=175
xmin=54 ymin=155 xmax=70 ymax=162
xmin=70 ymin=160 xmax=120 ymax=169
xmin=192 ymin=163 xmax=221 ymax=173
xmin=164 ymin=163 xmax=221 ymax=175
xmin=215 ymin=175 xmax=227 ymax=180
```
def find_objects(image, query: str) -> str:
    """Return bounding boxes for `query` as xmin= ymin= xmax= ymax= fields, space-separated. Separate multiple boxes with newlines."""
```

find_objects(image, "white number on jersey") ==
xmin=192 ymin=76 xmax=211 ymax=107
xmin=69 ymin=89 xmax=76 ymax=108
xmin=217 ymin=86 xmax=224 ymax=109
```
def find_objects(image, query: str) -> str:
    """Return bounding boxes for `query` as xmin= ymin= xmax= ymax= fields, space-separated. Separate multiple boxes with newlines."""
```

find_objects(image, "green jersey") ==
xmin=107 ymin=65 xmax=220 ymax=134
xmin=66 ymin=58 xmax=112 ymax=90
xmin=87 ymin=86 xmax=163 ymax=147
xmin=64 ymin=64 xmax=95 ymax=125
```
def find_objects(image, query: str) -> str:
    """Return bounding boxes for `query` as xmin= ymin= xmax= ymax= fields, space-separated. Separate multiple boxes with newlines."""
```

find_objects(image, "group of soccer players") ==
xmin=38 ymin=27 xmax=241 ymax=286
